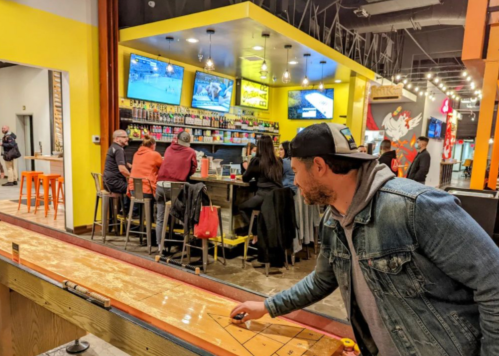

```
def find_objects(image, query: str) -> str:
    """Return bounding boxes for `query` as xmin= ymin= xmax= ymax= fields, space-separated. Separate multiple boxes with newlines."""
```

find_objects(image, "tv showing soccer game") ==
xmin=288 ymin=89 xmax=334 ymax=119
xmin=235 ymin=78 xmax=269 ymax=110
xmin=127 ymin=53 xmax=184 ymax=105
xmin=192 ymin=71 xmax=234 ymax=113
xmin=427 ymin=117 xmax=446 ymax=139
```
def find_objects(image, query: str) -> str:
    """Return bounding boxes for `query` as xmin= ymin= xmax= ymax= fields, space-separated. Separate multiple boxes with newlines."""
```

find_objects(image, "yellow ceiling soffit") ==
xmin=119 ymin=2 xmax=375 ymax=80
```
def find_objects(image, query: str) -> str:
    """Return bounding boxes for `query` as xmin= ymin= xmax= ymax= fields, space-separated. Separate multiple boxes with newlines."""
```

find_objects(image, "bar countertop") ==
xmin=191 ymin=174 xmax=251 ymax=187
xmin=24 ymin=155 xmax=63 ymax=162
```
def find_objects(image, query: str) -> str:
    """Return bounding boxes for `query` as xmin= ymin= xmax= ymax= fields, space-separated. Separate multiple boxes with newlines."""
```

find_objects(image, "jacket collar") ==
xmin=326 ymin=197 xmax=375 ymax=228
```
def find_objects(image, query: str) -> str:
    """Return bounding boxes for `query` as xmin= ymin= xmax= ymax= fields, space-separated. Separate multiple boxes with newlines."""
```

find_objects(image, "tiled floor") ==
xmin=0 ymin=177 xmax=19 ymax=200
xmin=39 ymin=334 xmax=129 ymax=356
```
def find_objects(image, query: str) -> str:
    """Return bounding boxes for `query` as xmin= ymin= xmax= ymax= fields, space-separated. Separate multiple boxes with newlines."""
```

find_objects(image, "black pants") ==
xmin=239 ymin=188 xmax=274 ymax=235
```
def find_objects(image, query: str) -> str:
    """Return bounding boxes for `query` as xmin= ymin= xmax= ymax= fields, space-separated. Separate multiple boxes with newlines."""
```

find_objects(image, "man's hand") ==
xmin=230 ymin=301 xmax=268 ymax=324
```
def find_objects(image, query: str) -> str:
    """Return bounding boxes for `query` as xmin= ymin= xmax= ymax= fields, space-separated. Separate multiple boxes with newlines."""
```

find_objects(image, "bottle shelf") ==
xmin=121 ymin=118 xmax=280 ymax=136
xmin=129 ymin=139 xmax=248 ymax=147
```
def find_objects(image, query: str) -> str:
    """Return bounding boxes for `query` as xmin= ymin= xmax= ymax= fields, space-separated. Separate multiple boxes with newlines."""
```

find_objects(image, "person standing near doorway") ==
xmin=1 ymin=125 xmax=20 ymax=186
xmin=378 ymin=139 xmax=398 ymax=175
xmin=407 ymin=136 xmax=431 ymax=184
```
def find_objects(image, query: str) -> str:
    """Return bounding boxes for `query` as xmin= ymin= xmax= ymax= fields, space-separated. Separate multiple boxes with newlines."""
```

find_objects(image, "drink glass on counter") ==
xmin=216 ymin=167 xmax=223 ymax=180
xmin=230 ymin=168 xmax=238 ymax=180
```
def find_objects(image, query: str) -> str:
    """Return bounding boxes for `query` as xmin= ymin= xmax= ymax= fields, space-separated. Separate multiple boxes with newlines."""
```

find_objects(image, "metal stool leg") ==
xmin=91 ymin=196 xmax=99 ymax=240
xmin=125 ymin=199 xmax=135 ymax=250
xmin=180 ymin=234 xmax=189 ymax=265
xmin=265 ymin=263 xmax=270 ymax=277
xmin=285 ymin=249 xmax=289 ymax=270
xmin=218 ymin=208 xmax=226 ymax=265
xmin=202 ymin=239 xmax=208 ymax=273
xmin=145 ymin=198 xmax=152 ymax=254
xmin=244 ymin=210 xmax=257 ymax=269
xmin=160 ymin=202 xmax=170 ymax=254
xmin=112 ymin=197 xmax=119 ymax=236
xmin=66 ymin=339 xmax=90 ymax=354
xmin=101 ymin=195 xmax=109 ymax=243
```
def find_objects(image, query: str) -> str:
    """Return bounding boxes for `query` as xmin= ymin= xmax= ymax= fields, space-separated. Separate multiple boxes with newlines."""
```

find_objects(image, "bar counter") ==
xmin=190 ymin=174 xmax=253 ymax=240
xmin=24 ymin=155 xmax=64 ymax=176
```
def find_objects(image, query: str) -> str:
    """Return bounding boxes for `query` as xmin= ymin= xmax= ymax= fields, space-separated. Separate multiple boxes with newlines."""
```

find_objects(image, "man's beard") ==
xmin=302 ymin=183 xmax=336 ymax=206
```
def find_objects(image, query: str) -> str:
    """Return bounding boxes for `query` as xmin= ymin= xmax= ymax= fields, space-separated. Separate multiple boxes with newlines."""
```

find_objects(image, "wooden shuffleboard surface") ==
xmin=0 ymin=222 xmax=342 ymax=356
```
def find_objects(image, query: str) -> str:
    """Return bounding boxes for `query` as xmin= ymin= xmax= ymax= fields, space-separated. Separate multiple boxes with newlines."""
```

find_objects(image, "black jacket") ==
xmin=257 ymin=188 xmax=296 ymax=266
xmin=407 ymin=149 xmax=431 ymax=183
xmin=2 ymin=133 xmax=19 ymax=161
xmin=378 ymin=150 xmax=398 ymax=175
xmin=171 ymin=182 xmax=211 ymax=233
xmin=242 ymin=157 xmax=283 ymax=190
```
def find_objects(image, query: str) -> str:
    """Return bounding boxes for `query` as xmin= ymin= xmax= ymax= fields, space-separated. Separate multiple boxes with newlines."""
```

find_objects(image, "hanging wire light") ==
xmin=204 ymin=29 xmax=215 ymax=71
xmin=165 ymin=36 xmax=175 ymax=74
xmin=302 ymin=54 xmax=311 ymax=87
xmin=261 ymin=33 xmax=269 ymax=74
xmin=318 ymin=60 xmax=326 ymax=91
xmin=282 ymin=45 xmax=292 ymax=84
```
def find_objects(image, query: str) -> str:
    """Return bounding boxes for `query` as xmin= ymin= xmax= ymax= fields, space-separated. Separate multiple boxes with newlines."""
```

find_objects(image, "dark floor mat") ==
xmin=11 ymin=199 xmax=45 ymax=207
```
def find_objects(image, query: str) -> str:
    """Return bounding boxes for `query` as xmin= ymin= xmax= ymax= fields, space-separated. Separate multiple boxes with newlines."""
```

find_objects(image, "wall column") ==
xmin=347 ymin=75 xmax=369 ymax=144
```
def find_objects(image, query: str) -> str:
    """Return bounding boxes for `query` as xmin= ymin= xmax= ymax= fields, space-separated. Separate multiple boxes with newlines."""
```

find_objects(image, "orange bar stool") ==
xmin=54 ymin=177 xmax=65 ymax=220
xmin=18 ymin=171 xmax=44 ymax=213
xmin=35 ymin=174 xmax=61 ymax=217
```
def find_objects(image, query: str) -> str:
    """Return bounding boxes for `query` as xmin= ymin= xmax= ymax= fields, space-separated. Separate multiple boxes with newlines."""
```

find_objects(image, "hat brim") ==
xmin=334 ymin=152 xmax=378 ymax=160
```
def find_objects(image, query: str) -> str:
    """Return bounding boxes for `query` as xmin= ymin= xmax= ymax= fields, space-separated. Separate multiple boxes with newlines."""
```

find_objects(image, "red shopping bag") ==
xmin=194 ymin=205 xmax=219 ymax=239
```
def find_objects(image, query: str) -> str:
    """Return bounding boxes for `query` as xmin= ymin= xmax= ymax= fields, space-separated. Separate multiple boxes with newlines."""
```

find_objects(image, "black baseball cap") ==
xmin=290 ymin=123 xmax=376 ymax=160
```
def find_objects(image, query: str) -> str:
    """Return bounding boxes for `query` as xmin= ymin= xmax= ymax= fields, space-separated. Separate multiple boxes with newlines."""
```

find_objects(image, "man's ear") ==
xmin=313 ymin=157 xmax=328 ymax=177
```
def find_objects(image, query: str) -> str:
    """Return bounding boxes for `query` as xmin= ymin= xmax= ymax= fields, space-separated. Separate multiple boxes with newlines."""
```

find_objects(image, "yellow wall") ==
xmin=0 ymin=1 xmax=100 ymax=228
xmin=271 ymin=84 xmax=350 ymax=142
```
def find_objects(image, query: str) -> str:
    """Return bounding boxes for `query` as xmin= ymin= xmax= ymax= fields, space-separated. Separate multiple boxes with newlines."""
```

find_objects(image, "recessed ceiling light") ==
xmin=289 ymin=60 xmax=298 ymax=65
xmin=334 ymin=80 xmax=342 ymax=83
xmin=253 ymin=45 xmax=263 ymax=51
xmin=186 ymin=38 xmax=199 ymax=43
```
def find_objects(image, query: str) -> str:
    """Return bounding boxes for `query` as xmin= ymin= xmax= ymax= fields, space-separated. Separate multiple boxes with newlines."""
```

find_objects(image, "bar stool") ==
xmin=34 ymin=174 xmax=61 ymax=217
xmin=54 ymin=177 xmax=65 ymax=220
xmin=243 ymin=209 xmax=289 ymax=277
xmin=17 ymin=171 xmax=44 ymax=212
xmin=179 ymin=205 xmax=226 ymax=273
xmin=125 ymin=177 xmax=154 ymax=254
xmin=159 ymin=182 xmax=184 ymax=255
xmin=90 ymin=173 xmax=123 ymax=243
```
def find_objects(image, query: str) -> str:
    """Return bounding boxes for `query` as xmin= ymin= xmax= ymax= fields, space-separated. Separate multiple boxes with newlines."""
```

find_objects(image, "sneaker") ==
xmin=13 ymin=181 xmax=17 ymax=186
xmin=2 ymin=182 xmax=14 ymax=187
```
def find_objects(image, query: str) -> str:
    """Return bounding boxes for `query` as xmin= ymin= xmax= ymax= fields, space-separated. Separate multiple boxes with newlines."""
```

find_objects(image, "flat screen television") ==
xmin=427 ymin=117 xmax=446 ymax=139
xmin=191 ymin=71 xmax=234 ymax=113
xmin=235 ymin=78 xmax=269 ymax=110
xmin=288 ymin=89 xmax=334 ymax=119
xmin=127 ymin=53 xmax=184 ymax=105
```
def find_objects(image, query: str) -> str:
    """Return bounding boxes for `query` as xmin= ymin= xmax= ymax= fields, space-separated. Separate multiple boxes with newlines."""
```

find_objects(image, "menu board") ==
xmin=236 ymin=79 xmax=269 ymax=110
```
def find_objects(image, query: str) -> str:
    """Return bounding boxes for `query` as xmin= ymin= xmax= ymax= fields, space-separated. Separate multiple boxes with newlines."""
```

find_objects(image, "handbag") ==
xmin=4 ymin=146 xmax=21 ymax=161
xmin=194 ymin=199 xmax=219 ymax=239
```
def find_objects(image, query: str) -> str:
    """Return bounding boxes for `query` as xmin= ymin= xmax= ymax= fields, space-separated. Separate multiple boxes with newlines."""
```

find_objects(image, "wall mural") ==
xmin=368 ymin=102 xmax=424 ymax=176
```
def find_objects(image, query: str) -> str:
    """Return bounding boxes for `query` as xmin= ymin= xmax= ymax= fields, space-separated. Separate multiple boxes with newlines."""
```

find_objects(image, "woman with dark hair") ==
xmin=279 ymin=141 xmax=296 ymax=193
xmin=240 ymin=136 xmax=282 ymax=234
xmin=241 ymin=142 xmax=257 ymax=174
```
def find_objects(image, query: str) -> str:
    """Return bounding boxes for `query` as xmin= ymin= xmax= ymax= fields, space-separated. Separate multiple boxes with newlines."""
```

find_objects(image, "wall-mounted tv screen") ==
xmin=235 ymin=78 xmax=269 ymax=110
xmin=127 ymin=53 xmax=184 ymax=105
xmin=192 ymin=71 xmax=234 ymax=113
xmin=288 ymin=89 xmax=334 ymax=119
xmin=427 ymin=117 xmax=446 ymax=139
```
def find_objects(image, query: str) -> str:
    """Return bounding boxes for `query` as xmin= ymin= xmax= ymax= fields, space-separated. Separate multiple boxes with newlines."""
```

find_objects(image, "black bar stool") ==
xmin=158 ymin=182 xmax=184 ymax=255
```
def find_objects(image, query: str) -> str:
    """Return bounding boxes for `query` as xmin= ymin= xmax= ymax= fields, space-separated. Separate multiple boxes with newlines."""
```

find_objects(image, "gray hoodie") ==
xmin=332 ymin=161 xmax=399 ymax=356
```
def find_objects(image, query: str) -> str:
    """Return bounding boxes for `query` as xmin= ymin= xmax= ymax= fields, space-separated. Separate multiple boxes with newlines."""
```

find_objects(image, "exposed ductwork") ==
xmin=344 ymin=0 xmax=467 ymax=34
xmin=361 ymin=0 xmax=442 ymax=16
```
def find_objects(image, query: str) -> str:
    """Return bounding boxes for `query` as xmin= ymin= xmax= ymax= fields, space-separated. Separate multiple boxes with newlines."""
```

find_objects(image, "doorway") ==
xmin=15 ymin=115 xmax=35 ymax=173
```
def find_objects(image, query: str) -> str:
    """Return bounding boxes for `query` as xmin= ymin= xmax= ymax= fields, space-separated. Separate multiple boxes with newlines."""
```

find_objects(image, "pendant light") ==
xmin=319 ymin=60 xmax=326 ymax=91
xmin=205 ymin=29 xmax=215 ymax=71
xmin=165 ymin=36 xmax=174 ymax=74
xmin=282 ymin=45 xmax=292 ymax=84
xmin=302 ymin=53 xmax=311 ymax=87
xmin=261 ymin=33 xmax=270 ymax=74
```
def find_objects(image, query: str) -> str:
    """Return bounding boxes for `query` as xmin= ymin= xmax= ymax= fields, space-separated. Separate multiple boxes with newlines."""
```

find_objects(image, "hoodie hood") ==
xmin=136 ymin=146 xmax=154 ymax=156
xmin=3 ymin=132 xmax=15 ymax=138
xmin=381 ymin=150 xmax=396 ymax=160
xmin=334 ymin=161 xmax=395 ymax=228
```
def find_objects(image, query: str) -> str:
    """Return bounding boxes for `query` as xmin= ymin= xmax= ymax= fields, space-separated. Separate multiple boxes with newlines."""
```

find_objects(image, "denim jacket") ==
xmin=265 ymin=178 xmax=499 ymax=356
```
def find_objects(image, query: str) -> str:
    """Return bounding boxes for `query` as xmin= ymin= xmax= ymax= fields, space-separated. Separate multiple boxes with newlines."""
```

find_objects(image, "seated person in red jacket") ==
xmin=155 ymin=131 xmax=198 ymax=248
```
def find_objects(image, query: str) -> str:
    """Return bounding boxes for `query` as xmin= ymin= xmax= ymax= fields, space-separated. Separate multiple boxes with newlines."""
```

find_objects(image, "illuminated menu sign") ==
xmin=236 ymin=79 xmax=269 ymax=110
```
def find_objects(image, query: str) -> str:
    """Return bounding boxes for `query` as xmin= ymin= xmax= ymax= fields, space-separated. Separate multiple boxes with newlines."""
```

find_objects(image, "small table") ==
xmin=24 ymin=156 xmax=63 ymax=176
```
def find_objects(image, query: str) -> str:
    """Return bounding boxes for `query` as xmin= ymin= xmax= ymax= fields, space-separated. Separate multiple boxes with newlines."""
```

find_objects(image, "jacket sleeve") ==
xmin=414 ymin=190 xmax=499 ymax=356
xmin=243 ymin=158 xmax=259 ymax=183
xmin=264 ymin=231 xmax=338 ymax=317
xmin=2 ymin=136 xmax=16 ymax=149
xmin=413 ymin=152 xmax=430 ymax=182
xmin=189 ymin=153 xmax=197 ymax=176
xmin=154 ymin=152 xmax=163 ymax=168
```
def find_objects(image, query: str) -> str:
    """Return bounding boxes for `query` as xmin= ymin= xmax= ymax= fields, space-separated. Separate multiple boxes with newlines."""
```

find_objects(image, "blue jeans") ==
xmin=155 ymin=185 xmax=171 ymax=246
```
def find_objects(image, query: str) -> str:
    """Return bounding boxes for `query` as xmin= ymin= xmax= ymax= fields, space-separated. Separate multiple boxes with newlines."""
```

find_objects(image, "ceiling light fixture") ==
xmin=282 ymin=45 xmax=292 ymax=84
xmin=253 ymin=45 xmax=263 ymax=51
xmin=415 ymin=86 xmax=420 ymax=92
xmin=434 ymin=77 xmax=440 ymax=84
xmin=403 ymin=78 xmax=408 ymax=85
xmin=260 ymin=33 xmax=270 ymax=74
xmin=395 ymin=74 xmax=401 ymax=81
xmin=467 ymin=76 xmax=472 ymax=82
xmin=470 ymin=82 xmax=476 ymax=89
xmin=426 ymin=72 xmax=433 ymax=79
xmin=302 ymin=53 xmax=311 ymax=87
xmin=186 ymin=38 xmax=199 ymax=43
xmin=289 ymin=60 xmax=298 ymax=65
xmin=419 ymin=91 xmax=424 ymax=97
xmin=165 ymin=36 xmax=175 ymax=74
xmin=462 ymin=70 xmax=468 ymax=77
xmin=334 ymin=79 xmax=342 ymax=83
xmin=204 ymin=29 xmax=215 ymax=71
xmin=319 ymin=60 xmax=326 ymax=91
xmin=407 ymin=83 xmax=412 ymax=89
xmin=424 ymin=91 xmax=429 ymax=97
xmin=442 ymin=85 xmax=447 ymax=91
